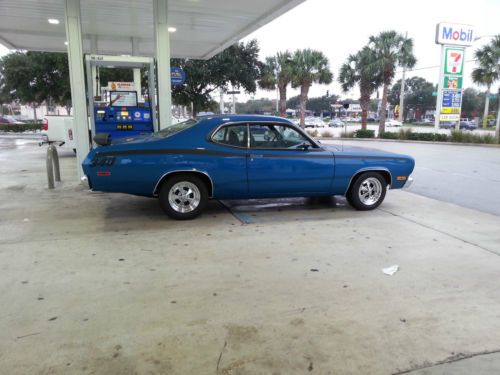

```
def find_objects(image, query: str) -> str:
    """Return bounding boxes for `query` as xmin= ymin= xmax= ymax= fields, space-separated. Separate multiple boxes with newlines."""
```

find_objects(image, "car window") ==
xmin=212 ymin=125 xmax=248 ymax=148
xmin=249 ymin=124 xmax=312 ymax=149
xmin=155 ymin=119 xmax=198 ymax=138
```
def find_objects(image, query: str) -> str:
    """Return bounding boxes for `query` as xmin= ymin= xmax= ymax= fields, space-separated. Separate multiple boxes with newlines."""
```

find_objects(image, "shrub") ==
xmin=342 ymin=130 xmax=355 ymax=138
xmin=306 ymin=129 xmax=319 ymax=137
xmin=355 ymin=129 xmax=375 ymax=138
xmin=0 ymin=123 xmax=43 ymax=133
xmin=380 ymin=132 xmax=399 ymax=140
xmin=321 ymin=129 xmax=333 ymax=138
xmin=398 ymin=128 xmax=413 ymax=140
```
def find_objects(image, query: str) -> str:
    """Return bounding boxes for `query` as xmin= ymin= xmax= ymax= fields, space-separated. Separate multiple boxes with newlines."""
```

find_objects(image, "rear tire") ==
xmin=347 ymin=172 xmax=387 ymax=210
xmin=159 ymin=175 xmax=208 ymax=220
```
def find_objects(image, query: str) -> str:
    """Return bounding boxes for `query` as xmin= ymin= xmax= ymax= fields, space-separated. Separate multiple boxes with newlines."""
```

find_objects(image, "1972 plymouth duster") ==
xmin=83 ymin=115 xmax=414 ymax=220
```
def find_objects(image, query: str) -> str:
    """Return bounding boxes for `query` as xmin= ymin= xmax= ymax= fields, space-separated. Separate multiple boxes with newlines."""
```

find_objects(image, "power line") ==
xmin=396 ymin=59 xmax=478 ymax=74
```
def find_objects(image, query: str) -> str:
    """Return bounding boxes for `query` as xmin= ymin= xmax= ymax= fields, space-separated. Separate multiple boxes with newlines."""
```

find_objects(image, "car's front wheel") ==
xmin=347 ymin=172 xmax=387 ymax=210
xmin=159 ymin=174 xmax=208 ymax=220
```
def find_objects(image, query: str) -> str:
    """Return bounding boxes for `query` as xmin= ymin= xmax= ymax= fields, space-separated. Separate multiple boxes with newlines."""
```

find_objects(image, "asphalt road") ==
xmin=323 ymin=139 xmax=500 ymax=217
xmin=2 ymin=134 xmax=500 ymax=217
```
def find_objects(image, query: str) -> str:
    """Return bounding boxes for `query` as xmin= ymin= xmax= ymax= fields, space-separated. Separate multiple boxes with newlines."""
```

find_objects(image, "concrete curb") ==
xmin=315 ymin=137 xmax=500 ymax=148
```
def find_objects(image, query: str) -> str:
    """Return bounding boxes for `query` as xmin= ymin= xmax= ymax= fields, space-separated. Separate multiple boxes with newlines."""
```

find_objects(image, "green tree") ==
xmin=171 ymin=40 xmax=261 ymax=116
xmin=291 ymin=49 xmax=333 ymax=127
xmin=388 ymin=77 xmax=434 ymax=120
xmin=258 ymin=51 xmax=293 ymax=117
xmin=339 ymin=46 xmax=381 ymax=129
xmin=0 ymin=51 xmax=71 ymax=118
xmin=368 ymin=31 xmax=416 ymax=133
xmin=237 ymin=98 xmax=276 ymax=114
xmin=472 ymin=35 xmax=500 ymax=127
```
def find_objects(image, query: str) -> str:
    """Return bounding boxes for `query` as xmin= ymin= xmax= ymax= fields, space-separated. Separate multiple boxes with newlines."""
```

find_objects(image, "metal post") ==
xmin=219 ymin=90 xmax=224 ymax=114
xmin=46 ymin=145 xmax=61 ymax=189
xmin=399 ymin=31 xmax=407 ymax=123
xmin=434 ymin=45 xmax=446 ymax=131
xmin=90 ymin=35 xmax=98 ymax=97
xmin=131 ymin=38 xmax=142 ymax=101
xmin=153 ymin=0 xmax=172 ymax=130
xmin=496 ymin=94 xmax=500 ymax=142
xmin=64 ymin=0 xmax=89 ymax=181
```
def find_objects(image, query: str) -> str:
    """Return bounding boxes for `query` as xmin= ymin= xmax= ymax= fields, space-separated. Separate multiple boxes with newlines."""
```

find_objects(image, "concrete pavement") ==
xmin=322 ymin=139 xmax=500 ymax=217
xmin=1 ymin=138 xmax=500 ymax=374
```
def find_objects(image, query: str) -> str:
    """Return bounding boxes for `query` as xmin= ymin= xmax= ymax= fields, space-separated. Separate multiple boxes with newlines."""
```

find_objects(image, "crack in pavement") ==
xmin=379 ymin=207 xmax=500 ymax=257
xmin=392 ymin=349 xmax=500 ymax=374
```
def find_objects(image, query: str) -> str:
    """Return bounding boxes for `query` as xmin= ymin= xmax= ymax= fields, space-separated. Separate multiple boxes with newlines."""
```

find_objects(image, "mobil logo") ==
xmin=435 ymin=23 xmax=475 ymax=46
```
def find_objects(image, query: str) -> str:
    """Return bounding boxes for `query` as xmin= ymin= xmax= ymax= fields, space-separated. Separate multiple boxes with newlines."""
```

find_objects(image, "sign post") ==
xmin=434 ymin=23 xmax=475 ymax=131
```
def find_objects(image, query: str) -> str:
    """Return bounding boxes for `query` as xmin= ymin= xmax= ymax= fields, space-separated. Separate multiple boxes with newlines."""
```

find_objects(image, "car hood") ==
xmin=322 ymin=143 xmax=411 ymax=159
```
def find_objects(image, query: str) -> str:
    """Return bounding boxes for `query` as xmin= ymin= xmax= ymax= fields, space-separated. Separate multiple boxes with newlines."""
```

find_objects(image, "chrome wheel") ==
xmin=168 ymin=181 xmax=201 ymax=213
xmin=358 ymin=177 xmax=383 ymax=206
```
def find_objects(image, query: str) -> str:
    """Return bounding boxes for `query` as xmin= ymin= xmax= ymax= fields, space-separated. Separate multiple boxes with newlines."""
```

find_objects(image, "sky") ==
xmin=241 ymin=0 xmax=500 ymax=101
xmin=0 ymin=0 xmax=498 ymax=104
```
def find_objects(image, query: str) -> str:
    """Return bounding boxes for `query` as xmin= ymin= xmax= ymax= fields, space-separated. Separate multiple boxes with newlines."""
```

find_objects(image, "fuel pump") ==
xmin=85 ymin=55 xmax=158 ymax=144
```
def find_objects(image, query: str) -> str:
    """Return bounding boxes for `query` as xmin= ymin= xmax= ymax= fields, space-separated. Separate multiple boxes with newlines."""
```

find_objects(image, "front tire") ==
xmin=347 ymin=172 xmax=387 ymax=210
xmin=159 ymin=175 xmax=208 ymax=220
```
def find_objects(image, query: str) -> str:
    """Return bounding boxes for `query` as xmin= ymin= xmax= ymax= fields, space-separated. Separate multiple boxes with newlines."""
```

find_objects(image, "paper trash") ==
xmin=382 ymin=265 xmax=399 ymax=276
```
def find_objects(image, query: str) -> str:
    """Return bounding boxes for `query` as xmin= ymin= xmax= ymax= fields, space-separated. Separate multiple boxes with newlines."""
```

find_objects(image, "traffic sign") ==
xmin=171 ymin=67 xmax=186 ymax=86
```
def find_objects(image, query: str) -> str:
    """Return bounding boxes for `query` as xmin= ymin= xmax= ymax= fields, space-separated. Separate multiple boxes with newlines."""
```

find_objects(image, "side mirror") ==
xmin=298 ymin=142 xmax=310 ymax=150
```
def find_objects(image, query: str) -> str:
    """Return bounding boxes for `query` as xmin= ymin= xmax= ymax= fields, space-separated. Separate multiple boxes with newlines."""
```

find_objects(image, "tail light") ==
xmin=42 ymin=118 xmax=48 ymax=131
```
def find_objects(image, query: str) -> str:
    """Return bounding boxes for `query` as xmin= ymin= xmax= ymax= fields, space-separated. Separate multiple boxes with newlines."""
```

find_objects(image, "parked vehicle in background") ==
xmin=41 ymin=116 xmax=77 ymax=151
xmin=0 ymin=115 xmax=24 ymax=124
xmin=304 ymin=117 xmax=326 ymax=128
xmin=385 ymin=119 xmax=403 ymax=127
xmin=439 ymin=121 xmax=477 ymax=130
xmin=329 ymin=119 xmax=345 ymax=127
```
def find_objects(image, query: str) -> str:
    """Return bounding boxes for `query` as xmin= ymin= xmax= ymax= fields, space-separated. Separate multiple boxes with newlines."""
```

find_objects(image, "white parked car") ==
xmin=385 ymin=119 xmax=403 ymax=127
xmin=304 ymin=117 xmax=326 ymax=128
xmin=329 ymin=119 xmax=345 ymax=127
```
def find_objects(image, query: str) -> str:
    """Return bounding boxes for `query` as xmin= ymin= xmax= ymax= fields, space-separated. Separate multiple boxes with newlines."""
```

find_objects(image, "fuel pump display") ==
xmin=94 ymin=91 xmax=153 ymax=139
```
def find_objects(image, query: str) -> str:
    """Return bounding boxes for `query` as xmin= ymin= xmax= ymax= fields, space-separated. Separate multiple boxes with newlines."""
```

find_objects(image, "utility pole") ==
xmin=227 ymin=88 xmax=240 ymax=114
xmin=219 ymin=89 xmax=224 ymax=114
xmin=399 ymin=31 xmax=408 ymax=123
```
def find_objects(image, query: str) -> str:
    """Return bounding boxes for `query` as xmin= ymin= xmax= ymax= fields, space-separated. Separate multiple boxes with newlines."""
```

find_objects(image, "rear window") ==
xmin=155 ymin=119 xmax=198 ymax=138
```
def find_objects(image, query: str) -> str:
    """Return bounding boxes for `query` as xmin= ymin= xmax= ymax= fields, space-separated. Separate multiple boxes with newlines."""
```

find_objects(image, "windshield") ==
xmin=155 ymin=119 xmax=198 ymax=138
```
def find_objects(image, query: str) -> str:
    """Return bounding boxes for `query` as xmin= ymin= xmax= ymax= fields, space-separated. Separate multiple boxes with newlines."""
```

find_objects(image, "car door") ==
xmin=247 ymin=123 xmax=335 ymax=197
xmin=208 ymin=123 xmax=249 ymax=199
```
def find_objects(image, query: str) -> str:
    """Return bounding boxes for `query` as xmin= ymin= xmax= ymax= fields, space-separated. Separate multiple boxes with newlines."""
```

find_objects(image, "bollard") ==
xmin=46 ymin=145 xmax=61 ymax=189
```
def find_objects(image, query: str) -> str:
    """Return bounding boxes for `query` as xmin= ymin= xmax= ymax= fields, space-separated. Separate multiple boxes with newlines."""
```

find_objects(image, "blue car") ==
xmin=83 ymin=115 xmax=415 ymax=219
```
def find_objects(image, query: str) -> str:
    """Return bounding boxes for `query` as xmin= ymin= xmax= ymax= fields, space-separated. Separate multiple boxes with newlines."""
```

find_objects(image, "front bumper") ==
xmin=403 ymin=176 xmax=414 ymax=189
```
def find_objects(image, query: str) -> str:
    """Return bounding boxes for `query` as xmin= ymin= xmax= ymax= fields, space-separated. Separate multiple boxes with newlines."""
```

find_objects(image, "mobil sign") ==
xmin=435 ymin=23 xmax=475 ymax=46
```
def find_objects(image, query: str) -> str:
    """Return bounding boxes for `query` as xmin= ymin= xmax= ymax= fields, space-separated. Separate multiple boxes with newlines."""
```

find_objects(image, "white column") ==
xmin=65 ymin=0 xmax=89 ymax=181
xmin=153 ymin=0 xmax=172 ymax=129
xmin=90 ymin=35 xmax=98 ymax=97
xmin=131 ymin=38 xmax=142 ymax=102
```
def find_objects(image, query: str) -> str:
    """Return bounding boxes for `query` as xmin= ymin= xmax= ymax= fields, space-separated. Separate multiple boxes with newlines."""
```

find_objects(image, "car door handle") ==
xmin=249 ymin=154 xmax=263 ymax=158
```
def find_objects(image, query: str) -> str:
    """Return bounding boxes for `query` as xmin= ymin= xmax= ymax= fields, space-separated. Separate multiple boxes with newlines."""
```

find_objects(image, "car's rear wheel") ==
xmin=159 ymin=175 xmax=208 ymax=220
xmin=347 ymin=172 xmax=387 ymax=210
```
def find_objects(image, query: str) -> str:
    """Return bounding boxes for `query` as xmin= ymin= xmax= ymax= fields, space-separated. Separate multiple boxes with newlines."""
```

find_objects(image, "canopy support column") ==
xmin=153 ymin=0 xmax=172 ymax=129
xmin=131 ymin=37 xmax=142 ymax=102
xmin=64 ymin=0 xmax=89 ymax=181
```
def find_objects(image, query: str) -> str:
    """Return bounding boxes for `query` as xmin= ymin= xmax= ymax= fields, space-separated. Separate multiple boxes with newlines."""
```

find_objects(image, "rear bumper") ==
xmin=403 ymin=176 xmax=414 ymax=189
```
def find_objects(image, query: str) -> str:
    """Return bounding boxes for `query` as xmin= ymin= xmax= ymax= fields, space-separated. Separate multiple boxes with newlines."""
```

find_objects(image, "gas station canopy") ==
xmin=0 ymin=0 xmax=305 ymax=59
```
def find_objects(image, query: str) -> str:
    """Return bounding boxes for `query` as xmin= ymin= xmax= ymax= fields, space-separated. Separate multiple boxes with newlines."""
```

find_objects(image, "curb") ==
xmin=315 ymin=137 xmax=500 ymax=148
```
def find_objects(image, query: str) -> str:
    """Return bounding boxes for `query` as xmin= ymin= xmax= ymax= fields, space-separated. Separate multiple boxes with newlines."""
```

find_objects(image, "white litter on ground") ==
xmin=23 ymin=218 xmax=30 ymax=222
xmin=382 ymin=265 xmax=399 ymax=276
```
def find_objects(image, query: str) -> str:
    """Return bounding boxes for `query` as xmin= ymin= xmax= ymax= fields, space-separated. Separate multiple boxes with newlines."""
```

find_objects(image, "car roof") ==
xmin=196 ymin=114 xmax=294 ymax=127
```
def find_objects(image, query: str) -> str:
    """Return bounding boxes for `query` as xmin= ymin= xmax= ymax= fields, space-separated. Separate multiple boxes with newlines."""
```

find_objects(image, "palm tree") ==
xmin=258 ymin=51 xmax=293 ymax=117
xmin=338 ymin=46 xmax=381 ymax=130
xmin=368 ymin=31 xmax=416 ymax=134
xmin=472 ymin=35 xmax=500 ymax=128
xmin=291 ymin=49 xmax=333 ymax=128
